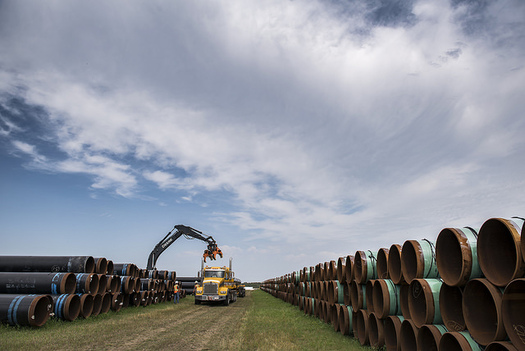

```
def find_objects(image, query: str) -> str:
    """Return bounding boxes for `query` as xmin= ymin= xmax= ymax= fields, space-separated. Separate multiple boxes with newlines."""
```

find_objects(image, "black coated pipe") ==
xmin=77 ymin=293 xmax=94 ymax=318
xmin=97 ymin=274 xmax=107 ymax=295
xmin=113 ymin=263 xmax=139 ymax=277
xmin=75 ymin=273 xmax=99 ymax=295
xmin=51 ymin=294 xmax=80 ymax=321
xmin=91 ymin=294 xmax=103 ymax=316
xmin=0 ymin=256 xmax=95 ymax=274
xmin=93 ymin=257 xmax=107 ymax=275
xmin=0 ymin=272 xmax=76 ymax=294
xmin=0 ymin=294 xmax=52 ymax=327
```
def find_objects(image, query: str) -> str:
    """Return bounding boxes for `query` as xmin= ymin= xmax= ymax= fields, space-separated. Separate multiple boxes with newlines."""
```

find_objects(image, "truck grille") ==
xmin=203 ymin=283 xmax=218 ymax=294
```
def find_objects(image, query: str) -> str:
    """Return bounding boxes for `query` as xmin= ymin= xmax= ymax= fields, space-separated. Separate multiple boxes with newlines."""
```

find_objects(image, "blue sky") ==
xmin=1 ymin=0 xmax=524 ymax=282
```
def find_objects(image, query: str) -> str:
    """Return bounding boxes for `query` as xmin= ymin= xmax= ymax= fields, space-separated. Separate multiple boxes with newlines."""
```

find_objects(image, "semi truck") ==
xmin=194 ymin=259 xmax=245 ymax=305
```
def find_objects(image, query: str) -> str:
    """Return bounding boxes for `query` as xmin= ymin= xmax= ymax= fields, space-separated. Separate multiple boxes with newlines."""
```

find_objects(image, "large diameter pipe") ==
xmin=345 ymin=255 xmax=355 ymax=283
xmin=93 ymin=257 xmax=107 ymax=275
xmin=97 ymin=274 xmax=107 ymax=294
xmin=400 ymin=283 xmax=411 ymax=320
xmin=401 ymin=239 xmax=439 ymax=284
xmin=0 ymin=272 xmax=76 ymax=294
xmin=106 ymin=260 xmax=114 ymax=276
xmin=75 ymin=273 xmax=99 ymax=295
xmin=356 ymin=309 xmax=370 ymax=346
xmin=331 ymin=304 xmax=341 ymax=332
xmin=0 ymin=256 xmax=95 ymax=273
xmin=113 ymin=263 xmax=139 ymax=278
xmin=91 ymin=293 xmax=103 ymax=316
xmin=439 ymin=331 xmax=483 ymax=351
xmin=389 ymin=244 xmax=405 ymax=285
xmin=384 ymin=315 xmax=404 ymax=351
xmin=52 ymin=294 xmax=80 ymax=321
xmin=373 ymin=279 xmax=401 ymax=319
xmin=440 ymin=283 xmax=466 ymax=331
xmin=0 ymin=294 xmax=52 ymax=327
xmin=463 ymin=278 xmax=506 ymax=346
xmin=477 ymin=217 xmax=525 ymax=287
xmin=377 ymin=248 xmax=390 ymax=279
xmin=106 ymin=275 xmax=119 ymax=293
xmin=339 ymin=305 xmax=354 ymax=336
xmin=350 ymin=280 xmax=366 ymax=312
xmin=436 ymin=227 xmax=481 ymax=287
xmin=111 ymin=293 xmax=123 ymax=312
xmin=408 ymin=278 xmax=443 ymax=328
xmin=365 ymin=279 xmax=375 ymax=314
xmin=77 ymin=293 xmax=94 ymax=318
xmin=100 ymin=293 xmax=111 ymax=314
xmin=485 ymin=342 xmax=519 ymax=351
xmin=368 ymin=312 xmax=385 ymax=348
xmin=418 ymin=324 xmax=448 ymax=351
xmin=354 ymin=250 xmax=378 ymax=284
xmin=501 ymin=278 xmax=525 ymax=351
xmin=327 ymin=280 xmax=344 ymax=305
xmin=336 ymin=257 xmax=346 ymax=284
xmin=400 ymin=318 xmax=420 ymax=351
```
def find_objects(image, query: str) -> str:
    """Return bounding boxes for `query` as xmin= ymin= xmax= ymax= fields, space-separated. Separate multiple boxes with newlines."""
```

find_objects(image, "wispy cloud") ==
xmin=0 ymin=0 xmax=524 ymax=278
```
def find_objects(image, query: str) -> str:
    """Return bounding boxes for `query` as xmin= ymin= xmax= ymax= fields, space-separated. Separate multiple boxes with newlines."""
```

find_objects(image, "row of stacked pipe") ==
xmin=261 ymin=216 xmax=525 ymax=351
xmin=0 ymin=255 xmax=182 ymax=327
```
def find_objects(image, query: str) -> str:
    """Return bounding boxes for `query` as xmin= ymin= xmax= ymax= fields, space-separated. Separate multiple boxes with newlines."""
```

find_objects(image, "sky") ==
xmin=0 ymin=0 xmax=524 ymax=283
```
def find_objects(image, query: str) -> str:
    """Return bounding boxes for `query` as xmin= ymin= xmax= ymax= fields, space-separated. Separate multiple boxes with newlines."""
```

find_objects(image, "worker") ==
xmin=193 ymin=281 xmax=199 ymax=295
xmin=173 ymin=282 xmax=180 ymax=304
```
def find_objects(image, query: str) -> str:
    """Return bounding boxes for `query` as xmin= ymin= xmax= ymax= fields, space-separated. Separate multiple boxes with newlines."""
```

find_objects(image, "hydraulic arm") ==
xmin=146 ymin=225 xmax=223 ymax=270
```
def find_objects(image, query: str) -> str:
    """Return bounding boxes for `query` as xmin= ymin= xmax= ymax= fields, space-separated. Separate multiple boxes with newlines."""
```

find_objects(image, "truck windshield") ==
xmin=204 ymin=270 xmax=225 ymax=278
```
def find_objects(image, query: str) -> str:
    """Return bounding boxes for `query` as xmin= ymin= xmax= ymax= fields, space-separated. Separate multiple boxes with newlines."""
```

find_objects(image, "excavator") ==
xmin=146 ymin=225 xmax=223 ymax=271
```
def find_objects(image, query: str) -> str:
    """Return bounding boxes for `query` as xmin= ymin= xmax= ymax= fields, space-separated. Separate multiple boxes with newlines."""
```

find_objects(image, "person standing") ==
xmin=173 ymin=282 xmax=180 ymax=304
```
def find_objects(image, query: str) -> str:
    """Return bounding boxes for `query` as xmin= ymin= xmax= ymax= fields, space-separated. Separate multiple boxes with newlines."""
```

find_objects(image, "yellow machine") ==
xmin=194 ymin=259 xmax=245 ymax=305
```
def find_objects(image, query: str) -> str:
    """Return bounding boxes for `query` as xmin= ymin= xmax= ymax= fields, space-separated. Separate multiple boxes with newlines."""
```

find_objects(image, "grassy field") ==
xmin=0 ymin=290 xmax=370 ymax=350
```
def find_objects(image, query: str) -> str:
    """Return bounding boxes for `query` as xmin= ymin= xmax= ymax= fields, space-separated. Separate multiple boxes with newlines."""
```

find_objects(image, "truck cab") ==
xmin=194 ymin=265 xmax=244 ymax=305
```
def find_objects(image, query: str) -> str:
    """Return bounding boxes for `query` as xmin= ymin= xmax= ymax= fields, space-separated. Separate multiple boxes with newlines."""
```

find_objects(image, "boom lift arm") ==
xmin=146 ymin=225 xmax=223 ymax=270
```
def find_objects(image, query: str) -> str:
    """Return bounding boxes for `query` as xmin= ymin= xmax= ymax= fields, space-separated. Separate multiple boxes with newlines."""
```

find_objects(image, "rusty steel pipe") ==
xmin=93 ymin=257 xmax=107 ymax=275
xmin=113 ymin=263 xmax=139 ymax=278
xmin=99 ymin=293 xmax=111 ymax=314
xmin=477 ymin=217 xmax=525 ymax=287
xmin=365 ymin=279 xmax=375 ymax=314
xmin=331 ymin=304 xmax=341 ymax=332
xmin=436 ymin=227 xmax=481 ymax=287
xmin=356 ymin=309 xmax=370 ymax=346
xmin=0 ymin=272 xmax=76 ymax=295
xmin=52 ymin=294 xmax=80 ymax=321
xmin=400 ymin=319 xmax=420 ymax=351
xmin=439 ymin=331 xmax=483 ymax=351
xmin=408 ymin=278 xmax=443 ymax=328
xmin=111 ymin=293 xmax=123 ymax=312
xmin=501 ymin=278 xmax=525 ymax=351
xmin=384 ymin=315 xmax=405 ymax=351
xmin=485 ymin=341 xmax=519 ymax=351
xmin=120 ymin=276 xmax=135 ymax=294
xmin=440 ymin=283 xmax=466 ymax=331
xmin=401 ymin=239 xmax=439 ymax=284
xmin=463 ymin=278 xmax=506 ymax=346
xmin=417 ymin=324 xmax=448 ymax=351
xmin=77 ymin=293 xmax=94 ymax=318
xmin=377 ymin=248 xmax=390 ymax=279
xmin=75 ymin=273 xmax=99 ymax=295
xmin=350 ymin=280 xmax=366 ymax=312
xmin=354 ymin=250 xmax=378 ymax=284
xmin=0 ymin=256 xmax=95 ymax=274
xmin=400 ymin=283 xmax=411 ymax=320
xmin=345 ymin=255 xmax=355 ymax=283
xmin=97 ymin=274 xmax=107 ymax=294
xmin=91 ymin=293 xmax=103 ymax=317
xmin=389 ymin=244 xmax=405 ymax=285
xmin=373 ymin=279 xmax=401 ymax=318
xmin=106 ymin=275 xmax=119 ymax=293
xmin=106 ymin=260 xmax=114 ymax=275
xmin=343 ymin=282 xmax=351 ymax=305
xmin=328 ymin=261 xmax=337 ymax=281
xmin=0 ymin=294 xmax=52 ymax=327
xmin=368 ymin=312 xmax=385 ymax=348
xmin=336 ymin=257 xmax=346 ymax=284
xmin=339 ymin=305 xmax=354 ymax=336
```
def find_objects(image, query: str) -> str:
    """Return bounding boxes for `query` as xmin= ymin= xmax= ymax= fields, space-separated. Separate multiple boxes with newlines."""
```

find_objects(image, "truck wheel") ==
xmin=223 ymin=294 xmax=230 ymax=306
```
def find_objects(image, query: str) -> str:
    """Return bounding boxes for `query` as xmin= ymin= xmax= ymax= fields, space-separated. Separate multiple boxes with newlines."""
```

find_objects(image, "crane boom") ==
xmin=146 ymin=225 xmax=223 ymax=270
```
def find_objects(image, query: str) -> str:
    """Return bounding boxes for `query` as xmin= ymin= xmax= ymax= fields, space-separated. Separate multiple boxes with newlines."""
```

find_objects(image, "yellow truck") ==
xmin=194 ymin=261 xmax=245 ymax=305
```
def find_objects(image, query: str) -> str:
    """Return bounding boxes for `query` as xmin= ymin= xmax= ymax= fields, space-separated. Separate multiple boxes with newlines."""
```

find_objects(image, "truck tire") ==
xmin=223 ymin=293 xmax=230 ymax=306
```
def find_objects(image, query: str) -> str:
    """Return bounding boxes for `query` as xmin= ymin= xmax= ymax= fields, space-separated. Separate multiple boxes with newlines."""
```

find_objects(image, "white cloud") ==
xmin=0 ymin=0 xmax=524 ymax=280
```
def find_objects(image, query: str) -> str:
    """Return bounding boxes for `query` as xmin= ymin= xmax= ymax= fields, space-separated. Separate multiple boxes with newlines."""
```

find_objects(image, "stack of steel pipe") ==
xmin=0 ymin=255 xmax=180 ymax=327
xmin=262 ymin=215 xmax=525 ymax=351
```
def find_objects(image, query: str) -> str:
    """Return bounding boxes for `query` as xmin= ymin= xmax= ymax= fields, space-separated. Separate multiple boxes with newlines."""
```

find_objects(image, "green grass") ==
xmin=1 ymin=291 xmax=373 ymax=350
xmin=240 ymin=291 xmax=370 ymax=351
